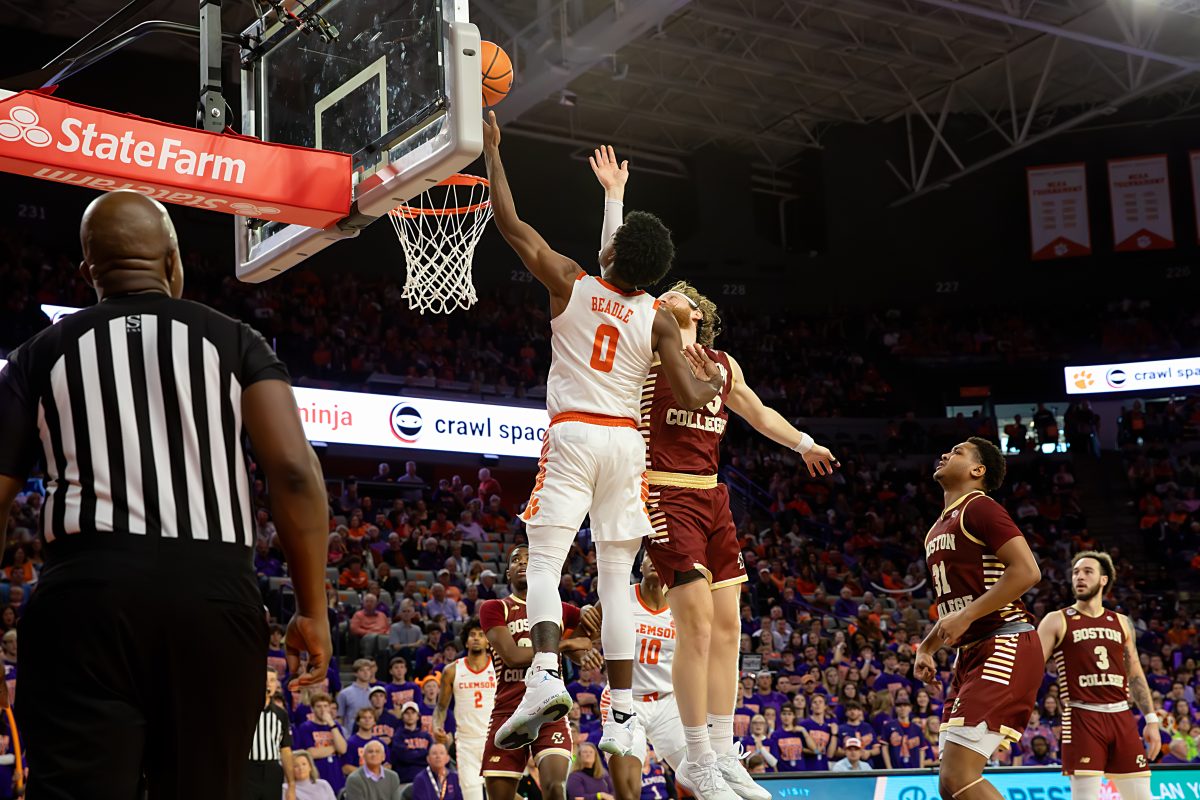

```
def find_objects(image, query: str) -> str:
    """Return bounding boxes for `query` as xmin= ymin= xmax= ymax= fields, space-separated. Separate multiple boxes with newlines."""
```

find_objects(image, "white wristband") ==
xmin=792 ymin=433 xmax=815 ymax=455
xmin=1144 ymin=713 xmax=1160 ymax=725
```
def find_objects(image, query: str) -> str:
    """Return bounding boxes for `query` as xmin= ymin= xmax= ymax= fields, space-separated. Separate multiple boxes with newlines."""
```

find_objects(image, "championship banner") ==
xmin=1108 ymin=154 xmax=1174 ymax=251
xmin=0 ymin=90 xmax=351 ymax=228
xmin=1190 ymin=150 xmax=1200 ymax=245
xmin=1026 ymin=163 xmax=1091 ymax=260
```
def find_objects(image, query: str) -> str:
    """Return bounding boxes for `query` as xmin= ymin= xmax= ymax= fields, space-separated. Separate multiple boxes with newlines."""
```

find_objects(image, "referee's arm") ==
xmin=242 ymin=378 xmax=332 ymax=687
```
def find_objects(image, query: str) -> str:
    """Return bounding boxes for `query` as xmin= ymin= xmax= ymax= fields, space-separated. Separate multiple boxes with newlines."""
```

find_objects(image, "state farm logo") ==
xmin=390 ymin=403 xmax=423 ymax=443
xmin=230 ymin=202 xmax=280 ymax=217
xmin=0 ymin=106 xmax=52 ymax=148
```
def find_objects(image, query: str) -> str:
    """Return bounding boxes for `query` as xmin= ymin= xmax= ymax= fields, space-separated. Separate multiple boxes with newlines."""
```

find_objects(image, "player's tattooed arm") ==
xmin=1121 ymin=616 xmax=1154 ymax=715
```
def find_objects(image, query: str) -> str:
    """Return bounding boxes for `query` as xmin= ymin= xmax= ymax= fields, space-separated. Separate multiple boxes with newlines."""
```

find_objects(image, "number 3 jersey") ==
xmin=545 ymin=274 xmax=659 ymax=423
xmin=642 ymin=348 xmax=732 ymax=476
xmin=1052 ymin=607 xmax=1130 ymax=708
xmin=923 ymin=490 xmax=1034 ymax=646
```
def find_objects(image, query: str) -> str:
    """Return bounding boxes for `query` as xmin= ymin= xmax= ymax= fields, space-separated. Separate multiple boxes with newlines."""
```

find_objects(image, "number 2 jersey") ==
xmin=478 ymin=594 xmax=581 ymax=715
xmin=1051 ymin=606 xmax=1130 ymax=708
xmin=923 ymin=489 xmax=1034 ymax=645
xmin=545 ymin=274 xmax=659 ymax=423
xmin=450 ymin=656 xmax=497 ymax=739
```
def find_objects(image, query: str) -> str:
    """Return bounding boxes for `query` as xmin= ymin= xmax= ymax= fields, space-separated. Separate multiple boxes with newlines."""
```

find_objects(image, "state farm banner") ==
xmin=1108 ymin=154 xmax=1174 ymax=251
xmin=1026 ymin=163 xmax=1091 ymax=260
xmin=1190 ymin=151 xmax=1200 ymax=244
xmin=0 ymin=90 xmax=350 ymax=228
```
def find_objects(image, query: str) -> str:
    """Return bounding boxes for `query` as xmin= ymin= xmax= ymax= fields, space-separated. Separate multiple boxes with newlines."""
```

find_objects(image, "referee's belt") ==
xmin=646 ymin=470 xmax=718 ymax=489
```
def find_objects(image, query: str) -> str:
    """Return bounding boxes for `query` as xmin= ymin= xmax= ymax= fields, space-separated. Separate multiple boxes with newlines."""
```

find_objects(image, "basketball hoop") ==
xmin=388 ymin=174 xmax=492 ymax=314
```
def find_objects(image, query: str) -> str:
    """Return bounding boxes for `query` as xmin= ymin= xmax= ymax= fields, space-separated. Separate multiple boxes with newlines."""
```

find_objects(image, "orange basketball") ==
xmin=480 ymin=41 xmax=513 ymax=107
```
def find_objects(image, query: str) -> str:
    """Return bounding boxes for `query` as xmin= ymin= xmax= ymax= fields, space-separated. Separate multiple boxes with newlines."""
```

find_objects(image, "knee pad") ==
xmin=596 ymin=540 xmax=640 ymax=661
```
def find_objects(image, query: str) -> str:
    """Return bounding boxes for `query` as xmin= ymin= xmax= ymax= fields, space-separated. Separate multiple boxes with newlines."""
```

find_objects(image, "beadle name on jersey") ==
xmin=590 ymin=296 xmax=638 ymax=323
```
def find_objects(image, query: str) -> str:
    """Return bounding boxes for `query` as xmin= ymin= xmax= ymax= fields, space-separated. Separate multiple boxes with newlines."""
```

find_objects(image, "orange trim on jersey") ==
xmin=463 ymin=655 xmax=493 ymax=675
xmin=575 ymin=272 xmax=587 ymax=281
xmin=652 ymin=299 xmax=662 ymax=310
xmin=635 ymin=584 xmax=668 ymax=615
xmin=594 ymin=275 xmax=646 ymax=297
xmin=550 ymin=412 xmax=637 ymax=429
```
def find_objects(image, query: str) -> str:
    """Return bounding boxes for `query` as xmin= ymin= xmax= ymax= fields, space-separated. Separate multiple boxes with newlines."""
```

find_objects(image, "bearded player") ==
xmin=591 ymin=148 xmax=837 ymax=800
xmin=483 ymin=115 xmax=723 ymax=758
xmin=1037 ymin=551 xmax=1160 ymax=800
xmin=914 ymin=439 xmax=1042 ymax=800
xmin=583 ymin=555 xmax=683 ymax=800
xmin=434 ymin=619 xmax=498 ymax=800
xmin=479 ymin=545 xmax=603 ymax=800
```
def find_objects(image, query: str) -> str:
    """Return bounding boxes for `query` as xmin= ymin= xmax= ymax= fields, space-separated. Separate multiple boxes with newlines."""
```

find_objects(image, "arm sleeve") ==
xmin=963 ymin=496 xmax=1025 ymax=553
xmin=239 ymin=322 xmax=290 ymax=387
xmin=279 ymin=710 xmax=294 ymax=748
xmin=0 ymin=349 xmax=43 ymax=479
xmin=599 ymin=199 xmax=623 ymax=256
xmin=479 ymin=600 xmax=505 ymax=632
xmin=562 ymin=604 xmax=582 ymax=630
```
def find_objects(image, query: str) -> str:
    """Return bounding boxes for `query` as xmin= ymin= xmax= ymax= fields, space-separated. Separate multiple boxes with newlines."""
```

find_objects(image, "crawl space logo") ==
xmin=390 ymin=403 xmax=423 ymax=443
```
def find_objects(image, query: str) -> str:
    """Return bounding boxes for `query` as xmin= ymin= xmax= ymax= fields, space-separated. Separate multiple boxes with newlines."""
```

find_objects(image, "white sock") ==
xmin=1110 ymin=776 xmax=1152 ymax=800
xmin=531 ymin=652 xmax=558 ymax=674
xmin=609 ymin=688 xmax=633 ymax=720
xmin=685 ymin=725 xmax=712 ymax=763
xmin=707 ymin=713 xmax=734 ymax=755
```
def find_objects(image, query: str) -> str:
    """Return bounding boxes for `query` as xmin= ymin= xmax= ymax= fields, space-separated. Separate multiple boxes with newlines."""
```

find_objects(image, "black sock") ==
xmin=613 ymin=709 xmax=634 ymax=724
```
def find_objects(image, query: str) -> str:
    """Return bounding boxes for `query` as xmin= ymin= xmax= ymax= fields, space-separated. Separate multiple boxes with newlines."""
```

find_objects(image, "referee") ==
xmin=247 ymin=666 xmax=296 ymax=800
xmin=0 ymin=191 xmax=332 ymax=799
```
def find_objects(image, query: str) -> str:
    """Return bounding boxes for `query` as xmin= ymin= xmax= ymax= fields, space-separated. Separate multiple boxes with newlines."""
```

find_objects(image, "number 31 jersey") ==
xmin=545 ymin=273 xmax=659 ymax=423
xmin=631 ymin=584 xmax=676 ymax=698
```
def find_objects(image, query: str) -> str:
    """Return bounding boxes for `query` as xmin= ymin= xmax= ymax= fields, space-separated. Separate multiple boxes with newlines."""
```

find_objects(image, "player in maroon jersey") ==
xmin=914 ymin=438 xmax=1042 ymax=800
xmin=478 ymin=545 xmax=601 ymax=800
xmin=1037 ymin=551 xmax=1160 ymax=800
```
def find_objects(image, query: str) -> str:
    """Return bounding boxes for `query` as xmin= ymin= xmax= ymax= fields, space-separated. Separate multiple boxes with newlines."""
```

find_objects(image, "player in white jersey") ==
xmin=482 ymin=116 xmax=724 ymax=758
xmin=435 ymin=619 xmax=497 ymax=800
xmin=585 ymin=556 xmax=686 ymax=800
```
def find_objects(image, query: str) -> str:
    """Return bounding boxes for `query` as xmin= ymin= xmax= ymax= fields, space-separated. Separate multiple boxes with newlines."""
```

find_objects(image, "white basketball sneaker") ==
xmin=493 ymin=667 xmax=572 ymax=750
xmin=675 ymin=751 xmax=740 ymax=800
xmin=717 ymin=744 xmax=772 ymax=800
xmin=598 ymin=713 xmax=645 ymax=758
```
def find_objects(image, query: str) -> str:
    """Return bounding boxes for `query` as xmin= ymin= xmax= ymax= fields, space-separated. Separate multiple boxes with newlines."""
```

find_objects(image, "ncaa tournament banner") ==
xmin=1027 ymin=163 xmax=1091 ymax=260
xmin=1190 ymin=150 xmax=1200 ymax=244
xmin=1108 ymin=154 xmax=1174 ymax=251
xmin=292 ymin=387 xmax=549 ymax=458
xmin=1065 ymin=355 xmax=1200 ymax=395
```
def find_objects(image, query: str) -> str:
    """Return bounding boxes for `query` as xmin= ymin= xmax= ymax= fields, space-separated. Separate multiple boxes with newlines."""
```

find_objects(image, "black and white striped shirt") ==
xmin=0 ymin=293 xmax=289 ymax=548
xmin=249 ymin=703 xmax=292 ymax=762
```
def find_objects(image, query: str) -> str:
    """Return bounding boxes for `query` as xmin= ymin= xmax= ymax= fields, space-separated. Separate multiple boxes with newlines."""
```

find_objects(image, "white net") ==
xmin=388 ymin=175 xmax=493 ymax=314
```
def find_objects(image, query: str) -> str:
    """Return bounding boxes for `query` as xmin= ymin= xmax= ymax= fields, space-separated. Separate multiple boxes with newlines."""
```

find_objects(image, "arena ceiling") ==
xmin=8 ymin=0 xmax=1200 ymax=201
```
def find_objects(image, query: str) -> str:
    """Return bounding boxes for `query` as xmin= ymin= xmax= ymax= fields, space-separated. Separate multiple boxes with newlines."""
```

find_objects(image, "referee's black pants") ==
xmin=243 ymin=760 xmax=285 ymax=800
xmin=16 ymin=541 xmax=268 ymax=800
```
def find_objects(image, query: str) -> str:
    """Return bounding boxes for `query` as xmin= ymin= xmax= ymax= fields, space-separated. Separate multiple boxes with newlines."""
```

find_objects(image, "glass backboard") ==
xmin=235 ymin=0 xmax=482 ymax=282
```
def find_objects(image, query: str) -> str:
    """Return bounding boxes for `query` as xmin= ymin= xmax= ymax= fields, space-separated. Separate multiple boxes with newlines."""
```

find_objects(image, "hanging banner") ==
xmin=1026 ymin=163 xmax=1091 ymax=260
xmin=1108 ymin=154 xmax=1174 ymax=252
xmin=1190 ymin=150 xmax=1200 ymax=245
xmin=0 ymin=90 xmax=351 ymax=228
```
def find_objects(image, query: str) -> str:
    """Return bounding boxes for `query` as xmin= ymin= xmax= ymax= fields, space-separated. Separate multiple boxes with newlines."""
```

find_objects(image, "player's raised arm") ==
xmin=724 ymin=354 xmax=839 ymax=476
xmin=482 ymin=111 xmax=580 ymax=308
xmin=590 ymin=145 xmax=628 ymax=263
xmin=1121 ymin=615 xmax=1162 ymax=760
xmin=652 ymin=309 xmax=723 ymax=410
xmin=1036 ymin=609 xmax=1065 ymax=664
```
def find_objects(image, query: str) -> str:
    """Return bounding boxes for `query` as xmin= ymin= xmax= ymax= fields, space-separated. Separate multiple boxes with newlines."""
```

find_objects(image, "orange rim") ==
xmin=390 ymin=174 xmax=491 ymax=218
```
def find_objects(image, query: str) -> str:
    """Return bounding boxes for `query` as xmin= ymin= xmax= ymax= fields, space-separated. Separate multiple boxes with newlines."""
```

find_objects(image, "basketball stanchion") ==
xmin=388 ymin=174 xmax=493 ymax=314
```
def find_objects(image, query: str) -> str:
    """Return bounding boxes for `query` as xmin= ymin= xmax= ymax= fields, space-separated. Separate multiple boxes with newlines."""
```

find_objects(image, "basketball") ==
xmin=480 ymin=40 xmax=513 ymax=106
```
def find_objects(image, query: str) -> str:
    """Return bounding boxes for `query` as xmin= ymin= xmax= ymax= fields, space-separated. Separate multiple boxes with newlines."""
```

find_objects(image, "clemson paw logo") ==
xmin=1073 ymin=370 xmax=1094 ymax=390
xmin=0 ymin=106 xmax=52 ymax=147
